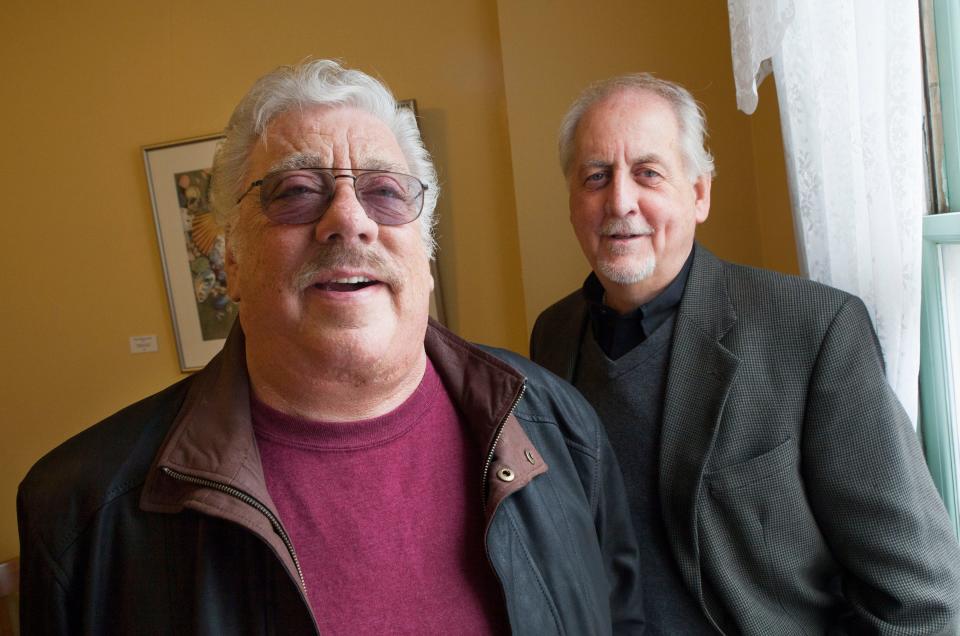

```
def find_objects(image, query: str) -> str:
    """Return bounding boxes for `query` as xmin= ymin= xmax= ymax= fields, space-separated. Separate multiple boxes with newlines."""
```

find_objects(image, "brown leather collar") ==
xmin=140 ymin=320 xmax=547 ymax=525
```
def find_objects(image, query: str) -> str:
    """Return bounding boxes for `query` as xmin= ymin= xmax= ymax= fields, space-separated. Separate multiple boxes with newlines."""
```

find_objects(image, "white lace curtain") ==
xmin=727 ymin=0 xmax=926 ymax=425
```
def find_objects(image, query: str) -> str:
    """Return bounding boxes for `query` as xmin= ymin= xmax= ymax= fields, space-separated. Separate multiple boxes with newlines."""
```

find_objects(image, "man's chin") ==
xmin=597 ymin=258 xmax=656 ymax=285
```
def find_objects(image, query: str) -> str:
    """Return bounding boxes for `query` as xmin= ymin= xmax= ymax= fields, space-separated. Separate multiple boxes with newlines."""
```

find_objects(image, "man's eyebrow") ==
xmin=632 ymin=153 xmax=666 ymax=166
xmin=358 ymin=158 xmax=407 ymax=173
xmin=268 ymin=154 xmax=406 ymax=173
xmin=581 ymin=159 xmax=612 ymax=171
xmin=271 ymin=153 xmax=324 ymax=172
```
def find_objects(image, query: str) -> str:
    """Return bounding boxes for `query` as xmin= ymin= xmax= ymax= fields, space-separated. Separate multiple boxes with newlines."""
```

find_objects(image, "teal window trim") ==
xmin=935 ymin=0 xmax=960 ymax=207
xmin=920 ymin=211 xmax=960 ymax=538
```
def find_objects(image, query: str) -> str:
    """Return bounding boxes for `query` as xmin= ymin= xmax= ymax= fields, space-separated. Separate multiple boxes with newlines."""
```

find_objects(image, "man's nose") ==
xmin=313 ymin=177 xmax=379 ymax=245
xmin=606 ymin=172 xmax=640 ymax=218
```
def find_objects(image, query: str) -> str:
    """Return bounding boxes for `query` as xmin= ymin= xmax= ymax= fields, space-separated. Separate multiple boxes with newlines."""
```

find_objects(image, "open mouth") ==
xmin=604 ymin=229 xmax=653 ymax=240
xmin=314 ymin=276 xmax=379 ymax=292
xmin=604 ymin=233 xmax=647 ymax=242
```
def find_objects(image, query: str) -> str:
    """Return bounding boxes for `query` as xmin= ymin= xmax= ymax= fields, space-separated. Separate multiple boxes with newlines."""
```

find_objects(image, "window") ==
xmin=920 ymin=213 xmax=960 ymax=537
xmin=921 ymin=0 xmax=960 ymax=537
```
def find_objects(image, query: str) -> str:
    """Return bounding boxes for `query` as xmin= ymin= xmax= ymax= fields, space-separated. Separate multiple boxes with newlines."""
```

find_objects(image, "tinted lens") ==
xmin=256 ymin=169 xmax=424 ymax=225
xmin=260 ymin=170 xmax=333 ymax=224
xmin=355 ymin=172 xmax=424 ymax=225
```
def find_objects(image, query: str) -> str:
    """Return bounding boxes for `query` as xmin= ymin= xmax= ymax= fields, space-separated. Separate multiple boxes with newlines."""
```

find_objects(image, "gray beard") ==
xmin=597 ymin=253 xmax=656 ymax=285
xmin=595 ymin=219 xmax=656 ymax=284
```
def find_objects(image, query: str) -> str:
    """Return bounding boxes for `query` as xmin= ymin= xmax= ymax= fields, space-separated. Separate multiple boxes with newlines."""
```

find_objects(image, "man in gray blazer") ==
xmin=531 ymin=73 xmax=960 ymax=634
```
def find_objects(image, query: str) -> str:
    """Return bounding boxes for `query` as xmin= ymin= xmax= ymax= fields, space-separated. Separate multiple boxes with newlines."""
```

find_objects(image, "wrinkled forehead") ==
xmin=572 ymin=90 xmax=682 ymax=163
xmin=581 ymin=90 xmax=678 ymax=137
xmin=249 ymin=105 xmax=408 ymax=177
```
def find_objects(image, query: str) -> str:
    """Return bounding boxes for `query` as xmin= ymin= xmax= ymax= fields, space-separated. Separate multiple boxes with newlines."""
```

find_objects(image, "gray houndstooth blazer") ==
xmin=530 ymin=244 xmax=960 ymax=635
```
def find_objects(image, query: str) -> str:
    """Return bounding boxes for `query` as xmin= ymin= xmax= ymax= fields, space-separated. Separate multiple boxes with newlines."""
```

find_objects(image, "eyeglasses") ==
xmin=236 ymin=168 xmax=428 ymax=226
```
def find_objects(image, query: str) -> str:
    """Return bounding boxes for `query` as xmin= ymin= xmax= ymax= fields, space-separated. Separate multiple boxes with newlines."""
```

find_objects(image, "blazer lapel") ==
xmin=659 ymin=245 xmax=740 ymax=603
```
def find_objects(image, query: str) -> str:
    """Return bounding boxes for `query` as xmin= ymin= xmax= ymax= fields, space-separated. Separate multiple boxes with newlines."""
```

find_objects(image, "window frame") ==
xmin=934 ymin=0 xmax=960 ymax=208
xmin=920 ymin=0 xmax=960 ymax=538
xmin=920 ymin=211 xmax=960 ymax=538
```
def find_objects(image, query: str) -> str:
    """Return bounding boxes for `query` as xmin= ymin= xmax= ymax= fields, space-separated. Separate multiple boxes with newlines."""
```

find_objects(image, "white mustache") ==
xmin=293 ymin=244 xmax=402 ymax=291
xmin=599 ymin=220 xmax=654 ymax=237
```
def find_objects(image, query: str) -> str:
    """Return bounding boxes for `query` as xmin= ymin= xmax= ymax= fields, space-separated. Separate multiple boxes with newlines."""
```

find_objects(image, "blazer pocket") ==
xmin=699 ymin=435 xmax=834 ymax=633
xmin=706 ymin=436 xmax=798 ymax=495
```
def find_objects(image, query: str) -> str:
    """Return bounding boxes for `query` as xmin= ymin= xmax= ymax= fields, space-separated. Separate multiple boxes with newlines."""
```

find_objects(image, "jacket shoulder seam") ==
xmin=51 ymin=478 xmax=145 ymax=560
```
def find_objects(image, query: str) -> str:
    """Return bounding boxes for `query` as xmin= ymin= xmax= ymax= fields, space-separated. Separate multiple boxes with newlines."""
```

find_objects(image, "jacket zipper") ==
xmin=480 ymin=382 xmax=526 ymax=510
xmin=481 ymin=382 xmax=525 ymax=636
xmin=160 ymin=466 xmax=307 ymax=593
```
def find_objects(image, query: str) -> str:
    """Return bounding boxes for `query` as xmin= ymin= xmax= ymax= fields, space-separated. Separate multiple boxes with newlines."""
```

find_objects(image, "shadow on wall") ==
xmin=419 ymin=107 xmax=459 ymax=333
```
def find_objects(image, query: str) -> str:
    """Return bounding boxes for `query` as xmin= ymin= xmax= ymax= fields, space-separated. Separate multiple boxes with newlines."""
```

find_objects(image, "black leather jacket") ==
xmin=18 ymin=322 xmax=643 ymax=634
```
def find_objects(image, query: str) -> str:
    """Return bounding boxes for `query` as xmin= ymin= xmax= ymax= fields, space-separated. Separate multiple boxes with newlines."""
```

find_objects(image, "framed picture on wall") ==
xmin=399 ymin=99 xmax=447 ymax=326
xmin=143 ymin=134 xmax=236 ymax=372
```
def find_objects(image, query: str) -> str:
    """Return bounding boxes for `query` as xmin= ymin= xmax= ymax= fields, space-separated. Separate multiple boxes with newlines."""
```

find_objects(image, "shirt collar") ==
xmin=582 ymin=247 xmax=694 ymax=358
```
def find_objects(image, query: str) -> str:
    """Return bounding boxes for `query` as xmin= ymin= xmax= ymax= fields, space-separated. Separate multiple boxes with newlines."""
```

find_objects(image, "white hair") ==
xmin=210 ymin=59 xmax=439 ymax=256
xmin=557 ymin=73 xmax=715 ymax=182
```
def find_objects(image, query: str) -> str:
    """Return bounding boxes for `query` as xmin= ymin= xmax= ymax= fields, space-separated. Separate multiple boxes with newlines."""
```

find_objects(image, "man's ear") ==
xmin=693 ymin=174 xmax=712 ymax=224
xmin=225 ymin=230 xmax=242 ymax=302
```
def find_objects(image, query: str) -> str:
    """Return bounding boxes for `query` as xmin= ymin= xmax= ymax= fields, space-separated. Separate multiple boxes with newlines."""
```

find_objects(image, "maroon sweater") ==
xmin=252 ymin=358 xmax=507 ymax=634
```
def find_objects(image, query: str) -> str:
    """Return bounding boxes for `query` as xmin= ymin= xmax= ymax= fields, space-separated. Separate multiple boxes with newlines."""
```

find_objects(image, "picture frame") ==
xmin=399 ymin=99 xmax=447 ymax=326
xmin=143 ymin=134 xmax=236 ymax=372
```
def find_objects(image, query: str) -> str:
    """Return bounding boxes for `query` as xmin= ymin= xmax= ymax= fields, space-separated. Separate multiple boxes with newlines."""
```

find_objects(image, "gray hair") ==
xmin=557 ymin=73 xmax=715 ymax=182
xmin=210 ymin=59 xmax=439 ymax=256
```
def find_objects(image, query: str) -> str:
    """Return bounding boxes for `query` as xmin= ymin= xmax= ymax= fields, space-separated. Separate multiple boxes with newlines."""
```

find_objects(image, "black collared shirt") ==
xmin=583 ymin=249 xmax=694 ymax=360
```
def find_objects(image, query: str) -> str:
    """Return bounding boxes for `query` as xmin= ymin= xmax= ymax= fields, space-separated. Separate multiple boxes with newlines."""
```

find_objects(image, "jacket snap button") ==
xmin=496 ymin=467 xmax=515 ymax=482
xmin=524 ymin=449 xmax=536 ymax=464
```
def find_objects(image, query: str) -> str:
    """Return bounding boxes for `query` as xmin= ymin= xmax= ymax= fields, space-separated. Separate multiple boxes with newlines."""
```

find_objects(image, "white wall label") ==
xmin=130 ymin=335 xmax=159 ymax=354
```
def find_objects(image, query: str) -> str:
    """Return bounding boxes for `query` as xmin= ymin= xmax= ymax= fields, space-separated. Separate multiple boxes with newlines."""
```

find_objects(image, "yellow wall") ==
xmin=751 ymin=79 xmax=799 ymax=276
xmin=0 ymin=1 xmax=795 ymax=560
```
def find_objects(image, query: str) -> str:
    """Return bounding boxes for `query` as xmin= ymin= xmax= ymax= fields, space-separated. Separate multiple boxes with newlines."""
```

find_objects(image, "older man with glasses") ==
xmin=17 ymin=60 xmax=642 ymax=635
